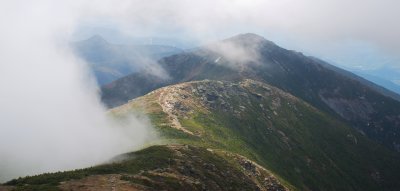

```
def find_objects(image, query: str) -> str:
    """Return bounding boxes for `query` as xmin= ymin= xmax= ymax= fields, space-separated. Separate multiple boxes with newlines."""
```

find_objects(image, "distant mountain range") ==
xmin=350 ymin=67 xmax=400 ymax=95
xmin=72 ymin=35 xmax=182 ymax=85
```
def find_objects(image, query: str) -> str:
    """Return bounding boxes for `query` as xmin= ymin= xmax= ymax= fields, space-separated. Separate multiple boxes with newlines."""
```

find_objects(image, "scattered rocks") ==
xmin=346 ymin=133 xmax=358 ymax=144
xmin=370 ymin=171 xmax=382 ymax=183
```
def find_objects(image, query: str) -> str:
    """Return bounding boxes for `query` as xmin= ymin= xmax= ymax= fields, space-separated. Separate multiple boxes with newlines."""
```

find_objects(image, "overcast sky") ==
xmin=0 ymin=0 xmax=399 ymax=182
xmin=72 ymin=0 xmax=400 ymax=69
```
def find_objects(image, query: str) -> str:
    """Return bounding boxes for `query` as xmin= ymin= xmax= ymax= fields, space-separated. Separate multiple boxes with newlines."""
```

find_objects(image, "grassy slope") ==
xmin=4 ymin=79 xmax=400 ymax=191
xmin=111 ymin=79 xmax=400 ymax=191
xmin=4 ymin=146 xmax=174 ymax=191
xmin=4 ymin=145 xmax=287 ymax=191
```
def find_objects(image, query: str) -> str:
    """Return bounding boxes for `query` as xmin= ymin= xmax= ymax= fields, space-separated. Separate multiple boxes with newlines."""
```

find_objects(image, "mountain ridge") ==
xmin=2 ymin=144 xmax=289 ymax=191
xmin=101 ymin=33 xmax=400 ymax=152
xmin=5 ymin=79 xmax=400 ymax=190
xmin=111 ymin=79 xmax=400 ymax=190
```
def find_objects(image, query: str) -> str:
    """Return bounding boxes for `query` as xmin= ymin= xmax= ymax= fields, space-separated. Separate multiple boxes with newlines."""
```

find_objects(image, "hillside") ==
xmin=2 ymin=145 xmax=288 ymax=191
xmin=4 ymin=79 xmax=400 ymax=190
xmin=101 ymin=33 xmax=400 ymax=153
xmin=109 ymin=79 xmax=400 ymax=191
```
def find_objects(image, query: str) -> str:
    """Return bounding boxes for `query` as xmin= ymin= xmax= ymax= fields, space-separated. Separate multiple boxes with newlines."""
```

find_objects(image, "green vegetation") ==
xmin=5 ymin=145 xmax=285 ymax=191
xmin=5 ymin=146 xmax=174 ymax=190
xmin=5 ymin=80 xmax=400 ymax=190
xmin=135 ymin=80 xmax=400 ymax=191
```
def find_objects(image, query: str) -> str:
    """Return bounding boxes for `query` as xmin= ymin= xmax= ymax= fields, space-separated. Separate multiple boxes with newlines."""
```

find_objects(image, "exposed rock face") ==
xmin=319 ymin=96 xmax=374 ymax=121
xmin=126 ymin=79 xmax=302 ymax=136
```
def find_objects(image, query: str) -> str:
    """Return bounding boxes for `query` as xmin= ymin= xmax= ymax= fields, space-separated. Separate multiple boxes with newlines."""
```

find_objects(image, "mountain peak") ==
xmin=85 ymin=34 xmax=108 ymax=45
xmin=235 ymin=33 xmax=266 ymax=40
xmin=223 ymin=33 xmax=277 ymax=48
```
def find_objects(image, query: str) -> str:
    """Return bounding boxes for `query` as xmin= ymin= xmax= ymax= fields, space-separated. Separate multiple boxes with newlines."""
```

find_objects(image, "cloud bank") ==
xmin=79 ymin=0 xmax=399 ymax=68
xmin=0 ymin=0 xmax=156 ymax=182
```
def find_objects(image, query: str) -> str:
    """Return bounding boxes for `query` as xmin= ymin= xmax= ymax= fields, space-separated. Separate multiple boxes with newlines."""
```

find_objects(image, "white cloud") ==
xmin=203 ymin=33 xmax=266 ymax=69
xmin=91 ymin=0 xmax=400 ymax=67
xmin=0 ymin=0 xmax=156 ymax=182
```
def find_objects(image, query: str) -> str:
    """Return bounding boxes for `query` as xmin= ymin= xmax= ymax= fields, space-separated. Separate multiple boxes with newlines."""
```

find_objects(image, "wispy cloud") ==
xmin=203 ymin=34 xmax=266 ymax=69
xmin=0 ymin=0 xmax=156 ymax=182
xmin=81 ymin=0 xmax=400 ymax=68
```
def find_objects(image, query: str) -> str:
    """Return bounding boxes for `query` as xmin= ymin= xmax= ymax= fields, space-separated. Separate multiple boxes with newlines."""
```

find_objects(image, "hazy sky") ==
xmin=0 ymin=0 xmax=399 ymax=182
xmin=74 ymin=0 xmax=400 ymax=69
